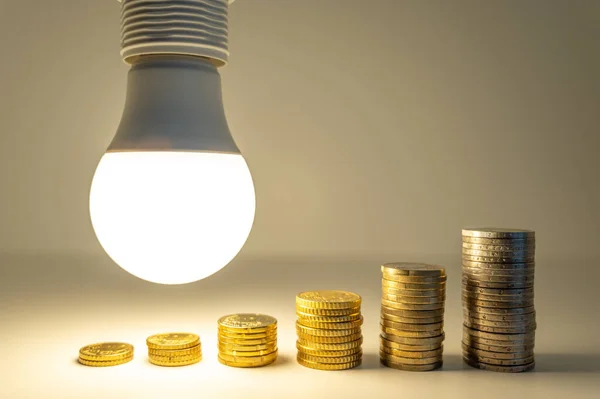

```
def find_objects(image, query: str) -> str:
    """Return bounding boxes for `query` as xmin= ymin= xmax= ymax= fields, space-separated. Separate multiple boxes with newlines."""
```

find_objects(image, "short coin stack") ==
xmin=462 ymin=227 xmax=536 ymax=373
xmin=379 ymin=263 xmax=446 ymax=371
xmin=146 ymin=332 xmax=202 ymax=367
xmin=217 ymin=313 xmax=278 ymax=368
xmin=296 ymin=290 xmax=363 ymax=370
xmin=78 ymin=342 xmax=134 ymax=367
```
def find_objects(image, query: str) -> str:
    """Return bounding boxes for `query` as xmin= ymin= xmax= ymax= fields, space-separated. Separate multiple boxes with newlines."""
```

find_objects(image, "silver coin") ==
xmin=463 ymin=325 xmax=535 ymax=341
xmin=462 ymin=260 xmax=535 ymax=270
xmin=462 ymin=266 xmax=535 ymax=277
xmin=463 ymin=308 xmax=536 ymax=322
xmin=462 ymin=290 xmax=534 ymax=302
xmin=462 ymin=236 xmax=535 ymax=245
xmin=462 ymin=242 xmax=535 ymax=251
xmin=461 ymin=343 xmax=534 ymax=359
xmin=463 ymin=317 xmax=536 ymax=329
xmin=462 ymin=248 xmax=535 ymax=258
xmin=462 ymin=339 xmax=535 ymax=353
xmin=462 ymin=296 xmax=535 ymax=308
xmin=462 ymin=277 xmax=534 ymax=289
xmin=463 ymin=352 xmax=535 ymax=366
xmin=464 ymin=321 xmax=536 ymax=334
xmin=462 ymin=228 xmax=535 ymax=239
xmin=462 ymin=254 xmax=535 ymax=264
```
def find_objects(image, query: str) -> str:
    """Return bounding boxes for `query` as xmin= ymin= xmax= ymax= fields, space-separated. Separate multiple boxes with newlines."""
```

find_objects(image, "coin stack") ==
xmin=146 ymin=332 xmax=202 ymax=367
xmin=217 ymin=313 xmax=278 ymax=368
xmin=462 ymin=227 xmax=536 ymax=373
xmin=78 ymin=342 xmax=134 ymax=367
xmin=295 ymin=290 xmax=363 ymax=370
xmin=379 ymin=263 xmax=446 ymax=371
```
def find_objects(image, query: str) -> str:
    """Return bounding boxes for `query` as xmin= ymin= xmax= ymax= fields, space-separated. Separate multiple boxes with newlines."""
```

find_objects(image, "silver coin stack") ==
xmin=461 ymin=228 xmax=536 ymax=373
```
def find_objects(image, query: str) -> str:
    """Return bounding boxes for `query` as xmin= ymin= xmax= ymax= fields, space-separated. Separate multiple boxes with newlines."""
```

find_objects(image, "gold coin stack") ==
xmin=379 ymin=263 xmax=446 ymax=371
xmin=296 ymin=290 xmax=363 ymax=370
xmin=146 ymin=332 xmax=202 ymax=367
xmin=462 ymin=227 xmax=536 ymax=373
xmin=217 ymin=313 xmax=278 ymax=368
xmin=78 ymin=342 xmax=134 ymax=367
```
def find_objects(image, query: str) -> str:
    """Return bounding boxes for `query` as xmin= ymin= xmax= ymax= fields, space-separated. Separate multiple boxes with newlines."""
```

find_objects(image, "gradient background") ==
xmin=1 ymin=1 xmax=599 ymax=398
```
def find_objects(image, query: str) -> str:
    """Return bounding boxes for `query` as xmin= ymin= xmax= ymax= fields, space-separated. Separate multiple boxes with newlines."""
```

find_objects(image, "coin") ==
xmin=297 ymin=316 xmax=364 ymax=330
xmin=297 ymin=357 xmax=361 ymax=370
xmin=463 ymin=340 xmax=535 ymax=353
xmin=296 ymin=291 xmax=361 ymax=309
xmin=462 ymin=284 xmax=534 ymax=296
xmin=146 ymin=333 xmax=199 ymax=350
xmin=218 ymin=355 xmax=277 ymax=368
xmin=297 ymin=351 xmax=362 ymax=364
xmin=79 ymin=342 xmax=133 ymax=362
xmin=381 ymin=273 xmax=447 ymax=284
xmin=148 ymin=353 xmax=202 ymax=363
xmin=218 ymin=347 xmax=278 ymax=357
xmin=380 ymin=345 xmax=443 ymax=358
xmin=462 ymin=296 xmax=535 ymax=308
xmin=462 ymin=260 xmax=535 ymax=270
xmin=296 ymin=322 xmax=361 ymax=337
xmin=461 ymin=343 xmax=534 ymax=359
xmin=380 ymin=358 xmax=442 ymax=371
xmin=463 ymin=353 xmax=535 ymax=366
xmin=462 ymin=236 xmax=535 ymax=245
xmin=149 ymin=356 xmax=201 ymax=367
xmin=463 ymin=326 xmax=535 ymax=341
xmin=462 ymin=248 xmax=535 ymax=258
xmin=462 ymin=332 xmax=535 ymax=347
xmin=463 ymin=322 xmax=536 ymax=334
xmin=379 ymin=336 xmax=442 ymax=351
xmin=297 ymin=346 xmax=362 ymax=358
xmin=462 ymin=277 xmax=533 ymax=289
xmin=380 ymin=318 xmax=444 ymax=332
xmin=463 ymin=309 xmax=536 ymax=322
xmin=78 ymin=355 xmax=133 ymax=367
xmin=463 ymin=357 xmax=534 ymax=372
xmin=148 ymin=345 xmax=201 ymax=357
xmin=381 ymin=263 xmax=446 ymax=277
xmin=218 ymin=314 xmax=277 ymax=333
xmin=218 ymin=342 xmax=277 ymax=352
xmin=462 ymin=254 xmax=535 ymax=263
xmin=297 ymin=331 xmax=362 ymax=344
xmin=463 ymin=317 xmax=536 ymax=329
xmin=381 ymin=332 xmax=445 ymax=346
xmin=381 ymin=286 xmax=446 ymax=298
xmin=380 ymin=312 xmax=444 ymax=325
xmin=462 ymin=267 xmax=535 ymax=277
xmin=462 ymin=273 xmax=535 ymax=284
xmin=379 ymin=351 xmax=442 ymax=365
xmin=218 ymin=334 xmax=277 ymax=346
xmin=462 ymin=290 xmax=535 ymax=301
xmin=218 ymin=329 xmax=277 ymax=340
xmin=218 ymin=350 xmax=278 ymax=365
xmin=296 ymin=312 xmax=362 ymax=322
xmin=380 ymin=325 xmax=443 ymax=338
xmin=462 ymin=228 xmax=535 ymax=239
xmin=382 ymin=280 xmax=446 ymax=290
xmin=380 ymin=306 xmax=445 ymax=319
xmin=463 ymin=304 xmax=535 ymax=315
xmin=381 ymin=298 xmax=445 ymax=311
xmin=297 ymin=337 xmax=363 ymax=351
xmin=462 ymin=242 xmax=535 ymax=251
xmin=380 ymin=291 xmax=446 ymax=304
xmin=295 ymin=306 xmax=361 ymax=316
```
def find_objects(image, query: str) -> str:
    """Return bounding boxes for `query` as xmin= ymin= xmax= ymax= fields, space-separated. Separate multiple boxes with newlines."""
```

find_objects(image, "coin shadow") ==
xmin=441 ymin=354 xmax=471 ymax=372
xmin=358 ymin=353 xmax=383 ymax=370
xmin=533 ymin=353 xmax=600 ymax=373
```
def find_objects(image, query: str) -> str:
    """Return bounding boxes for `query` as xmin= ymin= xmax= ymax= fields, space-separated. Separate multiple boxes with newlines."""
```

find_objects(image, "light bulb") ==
xmin=90 ymin=0 xmax=253 ymax=284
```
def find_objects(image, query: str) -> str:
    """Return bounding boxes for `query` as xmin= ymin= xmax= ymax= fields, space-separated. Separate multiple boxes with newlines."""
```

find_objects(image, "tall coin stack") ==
xmin=379 ymin=263 xmax=446 ymax=371
xmin=146 ymin=333 xmax=202 ymax=367
xmin=217 ymin=313 xmax=278 ymax=368
xmin=296 ymin=290 xmax=363 ymax=370
xmin=462 ymin=228 xmax=536 ymax=373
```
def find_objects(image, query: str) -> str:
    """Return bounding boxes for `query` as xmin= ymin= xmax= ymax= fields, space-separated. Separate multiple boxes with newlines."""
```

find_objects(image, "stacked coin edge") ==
xmin=147 ymin=333 xmax=202 ymax=367
xmin=78 ymin=342 xmax=134 ymax=367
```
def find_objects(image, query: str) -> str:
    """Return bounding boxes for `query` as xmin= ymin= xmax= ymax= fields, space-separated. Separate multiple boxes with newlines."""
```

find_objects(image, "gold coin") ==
xmin=218 ymin=342 xmax=277 ymax=352
xmin=380 ymin=318 xmax=444 ymax=331
xmin=218 ymin=350 xmax=278 ymax=365
xmin=297 ymin=351 xmax=362 ymax=364
xmin=296 ymin=312 xmax=362 ymax=322
xmin=218 ymin=334 xmax=277 ymax=346
xmin=380 ymin=345 xmax=443 ymax=358
xmin=381 ymin=298 xmax=445 ymax=311
xmin=218 ymin=347 xmax=277 ymax=357
xmin=379 ymin=336 xmax=442 ymax=351
xmin=462 ymin=242 xmax=535 ymax=251
xmin=295 ymin=306 xmax=361 ymax=316
xmin=381 ymin=263 xmax=446 ymax=277
xmin=379 ymin=351 xmax=442 ymax=365
xmin=463 ymin=325 xmax=535 ymax=341
xmin=381 ymin=273 xmax=447 ymax=284
xmin=79 ymin=342 xmax=133 ymax=362
xmin=218 ymin=329 xmax=277 ymax=340
xmin=380 ymin=325 xmax=443 ymax=338
xmin=463 ymin=353 xmax=535 ymax=366
xmin=380 ymin=358 xmax=442 ymax=371
xmin=462 ymin=236 xmax=535 ymax=245
xmin=381 ymin=331 xmax=445 ymax=346
xmin=462 ymin=228 xmax=535 ymax=239
xmin=382 ymin=280 xmax=446 ymax=291
xmin=381 ymin=293 xmax=445 ymax=305
xmin=296 ymin=290 xmax=361 ymax=309
xmin=462 ymin=340 xmax=535 ymax=353
xmin=148 ymin=345 xmax=201 ymax=357
xmin=148 ymin=352 xmax=202 ymax=363
xmin=296 ymin=331 xmax=362 ymax=344
xmin=78 ymin=355 xmax=133 ymax=367
xmin=381 ymin=285 xmax=446 ymax=298
xmin=218 ymin=355 xmax=276 ymax=368
xmin=217 ymin=313 xmax=277 ymax=333
xmin=149 ymin=356 xmax=201 ymax=367
xmin=297 ymin=357 xmax=361 ymax=370
xmin=297 ymin=316 xmax=364 ymax=330
xmin=380 ymin=306 xmax=445 ymax=319
xmin=296 ymin=322 xmax=361 ymax=337
xmin=461 ymin=343 xmax=534 ymax=359
xmin=463 ymin=357 xmax=535 ymax=373
xmin=297 ymin=344 xmax=362 ymax=357
xmin=296 ymin=337 xmax=363 ymax=351
xmin=146 ymin=333 xmax=199 ymax=350
xmin=462 ymin=260 xmax=535 ymax=270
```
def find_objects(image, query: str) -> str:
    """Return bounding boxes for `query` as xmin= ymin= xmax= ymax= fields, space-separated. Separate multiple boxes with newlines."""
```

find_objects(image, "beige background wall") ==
xmin=1 ymin=1 xmax=599 ymax=398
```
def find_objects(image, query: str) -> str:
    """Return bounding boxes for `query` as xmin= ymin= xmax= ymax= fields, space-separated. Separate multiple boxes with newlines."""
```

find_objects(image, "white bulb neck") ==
xmin=119 ymin=0 xmax=233 ymax=67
